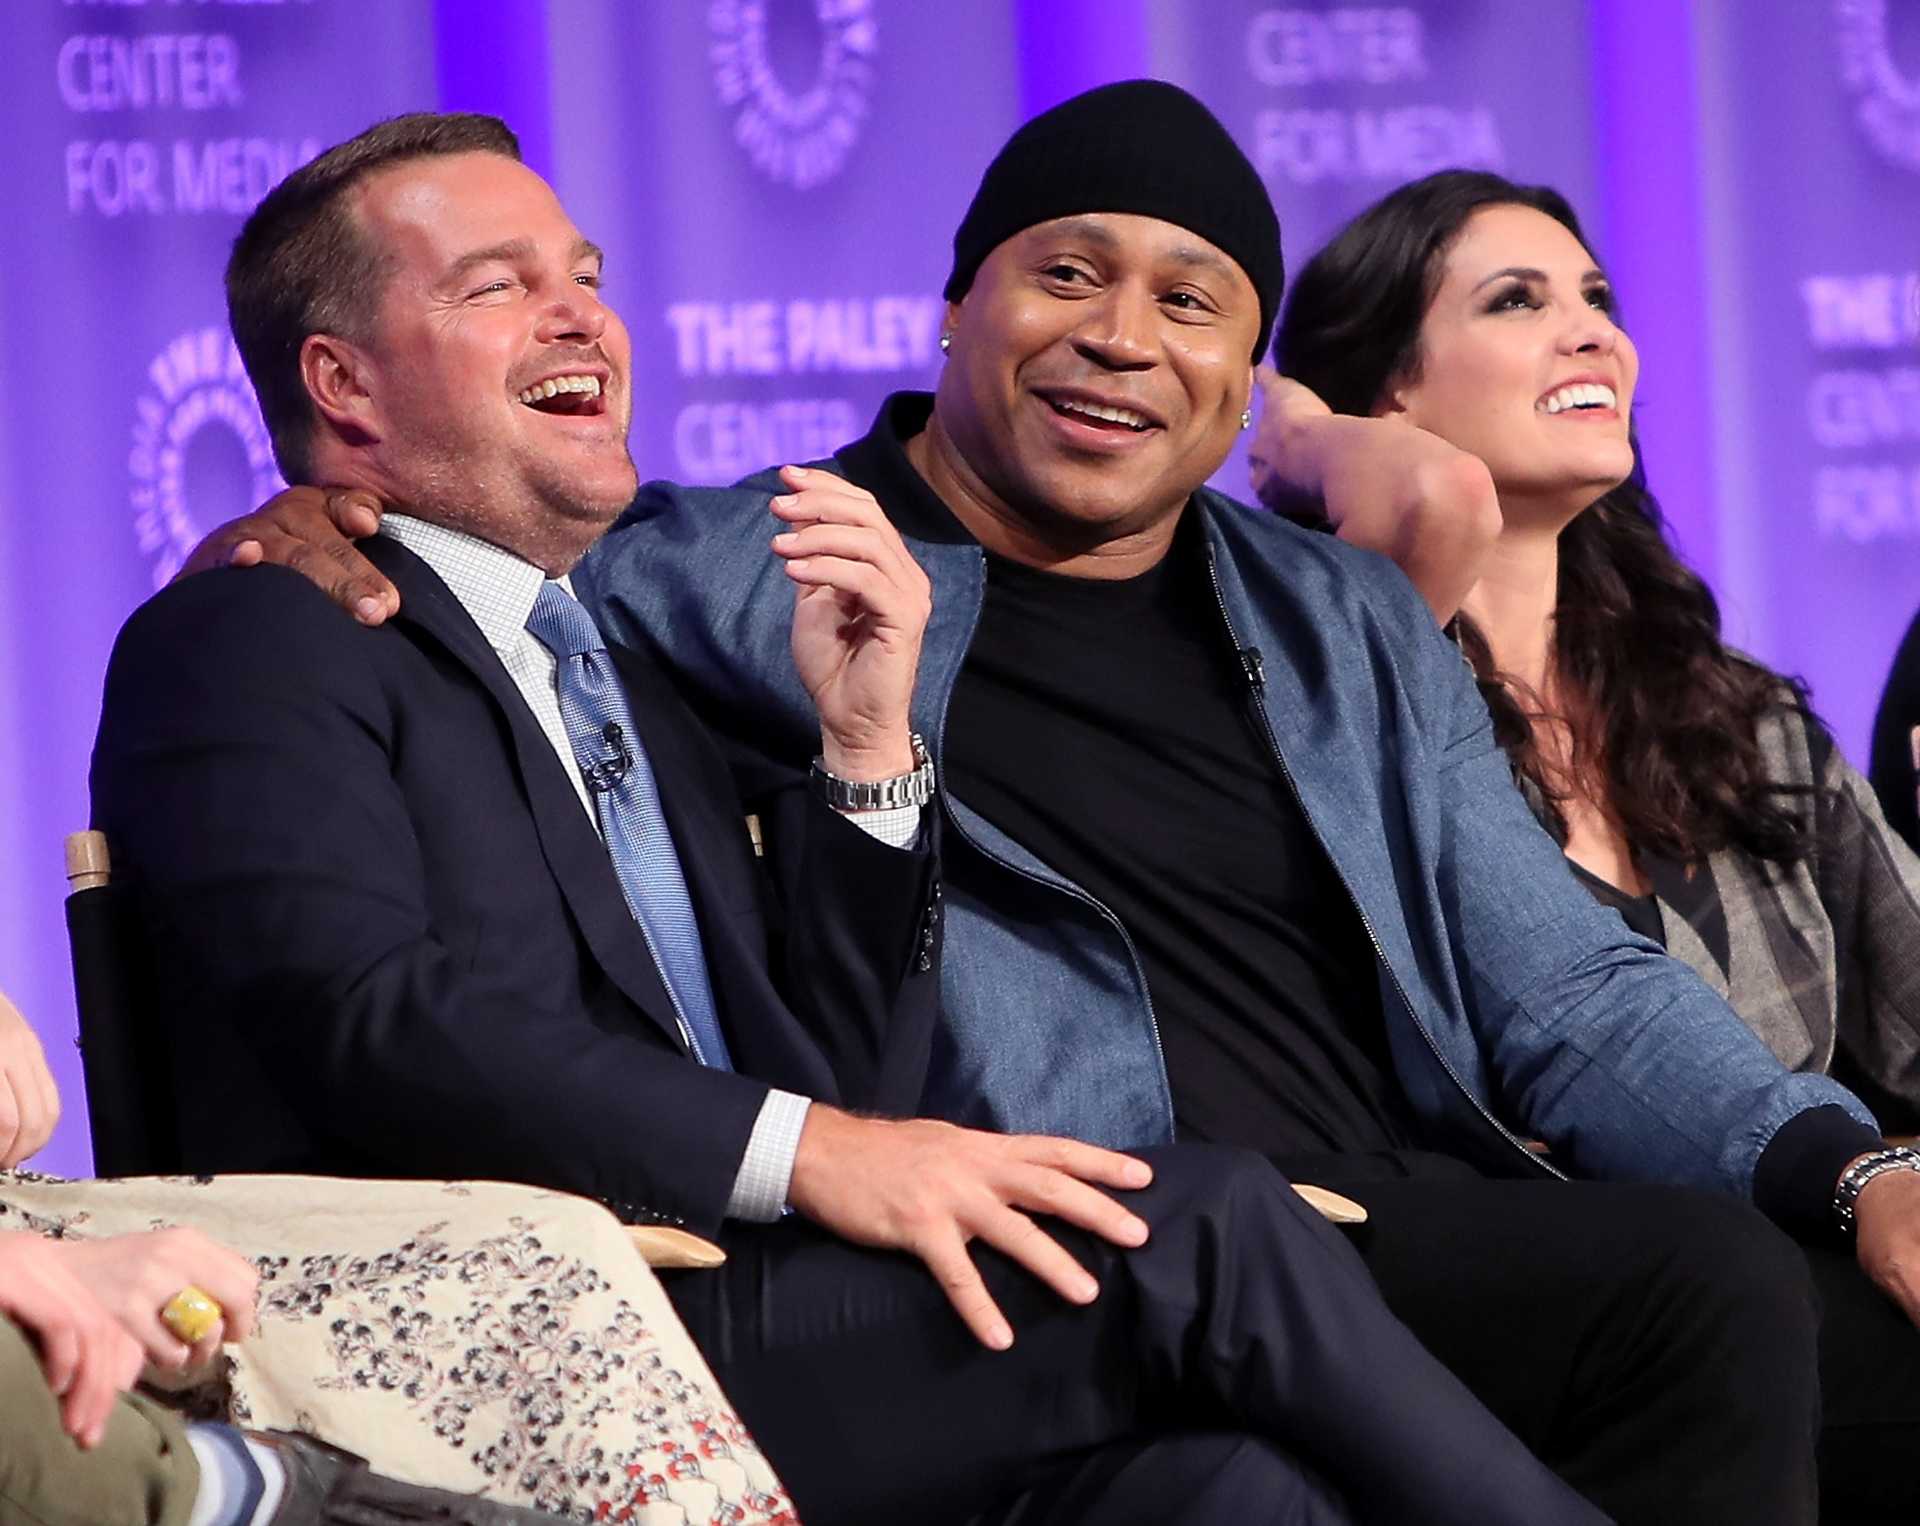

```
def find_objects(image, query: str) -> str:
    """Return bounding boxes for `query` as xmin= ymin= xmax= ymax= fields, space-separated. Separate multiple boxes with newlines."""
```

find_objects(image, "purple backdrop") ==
xmin=541 ymin=3 xmax=1019 ymax=493
xmin=1693 ymin=2 xmax=1920 ymax=755
xmin=2 ymin=1 xmax=1915 ymax=1176
xmin=2 ymin=0 xmax=440 ymax=1173
xmin=1142 ymin=0 xmax=1607 ymax=511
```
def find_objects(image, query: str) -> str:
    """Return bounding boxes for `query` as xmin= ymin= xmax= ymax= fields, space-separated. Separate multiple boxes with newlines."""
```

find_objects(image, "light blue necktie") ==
xmin=526 ymin=581 xmax=734 ymax=1071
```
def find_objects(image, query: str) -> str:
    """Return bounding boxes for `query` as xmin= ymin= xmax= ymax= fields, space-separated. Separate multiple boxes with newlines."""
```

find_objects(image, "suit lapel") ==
xmin=362 ymin=536 xmax=689 ymax=1049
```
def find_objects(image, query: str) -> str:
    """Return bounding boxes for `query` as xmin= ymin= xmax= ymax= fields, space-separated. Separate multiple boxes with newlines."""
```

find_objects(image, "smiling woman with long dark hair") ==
xmin=1253 ymin=167 xmax=1920 ymax=1516
xmin=1259 ymin=168 xmax=1920 ymax=1128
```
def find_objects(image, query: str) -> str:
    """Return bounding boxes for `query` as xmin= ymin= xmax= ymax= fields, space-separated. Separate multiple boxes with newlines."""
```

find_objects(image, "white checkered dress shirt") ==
xmin=380 ymin=513 xmax=913 ymax=1221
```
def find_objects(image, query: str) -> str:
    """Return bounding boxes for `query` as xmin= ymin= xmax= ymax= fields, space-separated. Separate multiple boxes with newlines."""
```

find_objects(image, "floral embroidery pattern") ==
xmin=0 ymin=1170 xmax=84 ymax=1237
xmin=255 ymin=1218 xmax=796 ymax=1524
xmin=1 ymin=1175 xmax=797 ymax=1525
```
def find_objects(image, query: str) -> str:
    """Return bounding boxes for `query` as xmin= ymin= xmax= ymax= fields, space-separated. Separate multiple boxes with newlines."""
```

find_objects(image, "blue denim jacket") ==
xmin=577 ymin=397 xmax=1876 ymax=1201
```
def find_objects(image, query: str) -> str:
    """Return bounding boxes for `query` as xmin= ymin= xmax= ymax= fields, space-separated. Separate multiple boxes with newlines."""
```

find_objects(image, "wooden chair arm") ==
xmin=1293 ymin=1183 xmax=1367 ymax=1224
xmin=65 ymin=829 xmax=111 ymax=891
xmin=628 ymin=1225 xmax=728 ymax=1268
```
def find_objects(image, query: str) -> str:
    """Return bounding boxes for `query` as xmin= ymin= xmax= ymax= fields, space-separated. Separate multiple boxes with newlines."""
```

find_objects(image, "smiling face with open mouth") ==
xmin=338 ymin=150 xmax=638 ymax=572
xmin=933 ymin=212 xmax=1259 ymax=560
xmin=1385 ymin=203 xmax=1639 ymax=529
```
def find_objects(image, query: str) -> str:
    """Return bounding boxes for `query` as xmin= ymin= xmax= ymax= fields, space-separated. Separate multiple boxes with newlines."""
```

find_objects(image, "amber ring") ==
xmin=160 ymin=1285 xmax=223 ymax=1344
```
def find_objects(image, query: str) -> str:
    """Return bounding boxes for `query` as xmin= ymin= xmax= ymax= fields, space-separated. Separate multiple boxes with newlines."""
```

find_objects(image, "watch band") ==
xmin=1832 ymin=1145 xmax=1920 ymax=1237
xmin=810 ymin=733 xmax=934 ymax=812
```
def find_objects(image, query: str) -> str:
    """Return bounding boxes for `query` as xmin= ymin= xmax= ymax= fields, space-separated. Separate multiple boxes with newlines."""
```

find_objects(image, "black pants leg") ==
xmin=665 ymin=1145 xmax=1602 ymax=1526
xmin=968 ymin=1433 xmax=1349 ymax=1526
xmin=1322 ymin=1172 xmax=1822 ymax=1526
xmin=1806 ymin=1243 xmax=1920 ymax=1518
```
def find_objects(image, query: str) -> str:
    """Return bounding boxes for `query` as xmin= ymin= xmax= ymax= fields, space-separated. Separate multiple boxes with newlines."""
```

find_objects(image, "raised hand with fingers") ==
xmin=784 ymin=1107 xmax=1154 ymax=1350
xmin=769 ymin=466 xmax=932 ymax=782
xmin=178 ymin=484 xmax=399 ymax=625
xmin=0 ymin=987 xmax=59 ymax=1169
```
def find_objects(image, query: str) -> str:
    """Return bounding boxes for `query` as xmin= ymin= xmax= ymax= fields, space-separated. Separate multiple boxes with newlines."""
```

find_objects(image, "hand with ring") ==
xmin=160 ymin=1284 xmax=225 ymax=1345
xmin=0 ymin=1227 xmax=255 ymax=1449
xmin=54 ymin=1225 xmax=259 ymax=1373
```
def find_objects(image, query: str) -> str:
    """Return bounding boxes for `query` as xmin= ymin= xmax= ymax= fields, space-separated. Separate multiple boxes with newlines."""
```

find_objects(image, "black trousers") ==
xmin=666 ymin=1145 xmax=1752 ymax=1526
xmin=1806 ymin=1241 xmax=1920 ymax=1519
xmin=1288 ymin=1150 xmax=1920 ymax=1523
xmin=1304 ymin=1160 xmax=1819 ymax=1525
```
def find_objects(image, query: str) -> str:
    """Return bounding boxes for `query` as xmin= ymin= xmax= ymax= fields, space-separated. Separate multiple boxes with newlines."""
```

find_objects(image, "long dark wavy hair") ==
xmin=1274 ymin=170 xmax=1813 ymax=865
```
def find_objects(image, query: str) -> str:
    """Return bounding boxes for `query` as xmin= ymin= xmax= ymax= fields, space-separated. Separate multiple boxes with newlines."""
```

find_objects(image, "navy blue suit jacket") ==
xmin=90 ymin=535 xmax=938 ymax=1235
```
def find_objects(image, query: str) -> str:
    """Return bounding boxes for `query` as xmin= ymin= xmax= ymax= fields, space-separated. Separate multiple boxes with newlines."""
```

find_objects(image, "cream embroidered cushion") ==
xmin=0 ymin=1172 xmax=796 ymax=1524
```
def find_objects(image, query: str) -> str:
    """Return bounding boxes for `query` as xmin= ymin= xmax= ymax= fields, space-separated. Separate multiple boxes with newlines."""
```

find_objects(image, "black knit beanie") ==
xmin=944 ymin=79 xmax=1283 ymax=360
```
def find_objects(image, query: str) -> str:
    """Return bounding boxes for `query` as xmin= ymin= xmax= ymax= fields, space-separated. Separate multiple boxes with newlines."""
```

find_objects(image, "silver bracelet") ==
xmin=1833 ymin=1145 xmax=1920 ymax=1237
xmin=809 ymin=733 xmax=934 ymax=813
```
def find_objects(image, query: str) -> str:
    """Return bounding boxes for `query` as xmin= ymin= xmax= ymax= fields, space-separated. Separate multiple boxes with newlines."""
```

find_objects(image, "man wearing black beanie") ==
xmin=944 ymin=79 xmax=1287 ymax=358
xmin=199 ymin=82 xmax=1866 ymax=1525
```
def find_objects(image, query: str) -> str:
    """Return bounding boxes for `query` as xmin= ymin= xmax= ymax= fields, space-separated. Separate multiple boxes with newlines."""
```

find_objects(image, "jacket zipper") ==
xmin=1205 ymin=554 xmax=1561 ymax=1180
xmin=930 ymin=548 xmax=1176 ymax=1131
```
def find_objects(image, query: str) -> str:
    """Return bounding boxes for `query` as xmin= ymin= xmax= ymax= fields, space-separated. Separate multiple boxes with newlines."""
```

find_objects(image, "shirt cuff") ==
xmin=724 ymin=1089 xmax=812 ymax=1221
xmin=1751 ymin=1104 xmax=1885 ymax=1242
xmin=839 ymin=803 xmax=923 ymax=850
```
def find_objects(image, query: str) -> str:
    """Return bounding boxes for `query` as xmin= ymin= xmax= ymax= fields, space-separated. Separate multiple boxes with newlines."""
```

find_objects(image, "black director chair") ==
xmin=59 ymin=830 xmax=727 ymax=1265
xmin=62 ymin=829 xmax=186 ymax=1176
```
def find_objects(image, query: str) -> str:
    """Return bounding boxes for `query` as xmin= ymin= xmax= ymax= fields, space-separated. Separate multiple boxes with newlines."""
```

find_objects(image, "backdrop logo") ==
xmin=709 ymin=0 xmax=877 ymax=190
xmin=1838 ymin=0 xmax=1920 ymax=173
xmin=129 ymin=326 xmax=284 ymax=588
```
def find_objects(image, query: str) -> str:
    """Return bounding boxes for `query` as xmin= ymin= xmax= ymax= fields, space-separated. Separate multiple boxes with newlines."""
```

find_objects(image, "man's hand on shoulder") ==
xmin=178 ymin=485 xmax=399 ymax=627
xmin=785 ymin=1106 xmax=1152 ymax=1350
xmin=1247 ymin=367 xmax=1340 ymax=525
xmin=1853 ymin=1163 xmax=1920 ymax=1327
xmin=770 ymin=466 xmax=931 ymax=781
xmin=1247 ymin=366 xmax=1500 ymax=624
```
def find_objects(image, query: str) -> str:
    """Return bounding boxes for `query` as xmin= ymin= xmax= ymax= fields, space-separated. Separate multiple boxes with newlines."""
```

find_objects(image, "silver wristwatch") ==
xmin=809 ymin=733 xmax=934 ymax=812
xmin=1832 ymin=1145 xmax=1920 ymax=1237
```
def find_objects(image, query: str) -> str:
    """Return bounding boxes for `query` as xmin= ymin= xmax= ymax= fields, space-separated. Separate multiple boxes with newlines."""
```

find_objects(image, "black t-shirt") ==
xmin=1566 ymin=854 xmax=1733 ymax=982
xmin=1567 ymin=859 xmax=1669 ymax=948
xmin=939 ymin=519 xmax=1413 ymax=1159
xmin=833 ymin=393 xmax=1872 ymax=1236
